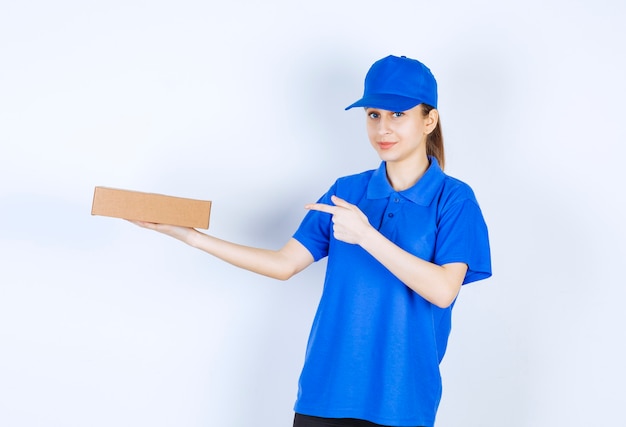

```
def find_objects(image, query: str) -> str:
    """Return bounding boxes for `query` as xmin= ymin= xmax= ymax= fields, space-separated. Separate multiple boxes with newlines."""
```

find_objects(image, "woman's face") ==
xmin=365 ymin=105 xmax=435 ymax=165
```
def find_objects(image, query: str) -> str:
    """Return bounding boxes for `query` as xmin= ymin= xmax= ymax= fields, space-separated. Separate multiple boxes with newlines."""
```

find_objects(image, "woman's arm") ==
xmin=305 ymin=196 xmax=467 ymax=308
xmin=131 ymin=221 xmax=314 ymax=281
xmin=359 ymin=233 xmax=467 ymax=308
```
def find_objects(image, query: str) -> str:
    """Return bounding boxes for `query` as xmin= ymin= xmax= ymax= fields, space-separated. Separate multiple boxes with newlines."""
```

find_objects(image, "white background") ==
xmin=1 ymin=0 xmax=625 ymax=426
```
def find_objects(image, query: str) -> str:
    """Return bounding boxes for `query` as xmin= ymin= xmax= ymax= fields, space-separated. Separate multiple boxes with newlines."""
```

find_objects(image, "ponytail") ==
xmin=422 ymin=104 xmax=445 ymax=170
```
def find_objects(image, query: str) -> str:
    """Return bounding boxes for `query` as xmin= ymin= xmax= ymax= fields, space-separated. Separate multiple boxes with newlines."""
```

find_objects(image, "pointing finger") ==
xmin=330 ymin=195 xmax=353 ymax=209
xmin=305 ymin=203 xmax=338 ymax=215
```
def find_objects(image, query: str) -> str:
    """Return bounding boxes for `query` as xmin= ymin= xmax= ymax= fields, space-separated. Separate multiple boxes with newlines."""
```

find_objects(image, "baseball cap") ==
xmin=345 ymin=55 xmax=438 ymax=111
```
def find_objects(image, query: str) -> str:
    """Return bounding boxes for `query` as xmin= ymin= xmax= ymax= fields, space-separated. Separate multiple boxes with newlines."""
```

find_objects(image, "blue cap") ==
xmin=345 ymin=55 xmax=438 ymax=111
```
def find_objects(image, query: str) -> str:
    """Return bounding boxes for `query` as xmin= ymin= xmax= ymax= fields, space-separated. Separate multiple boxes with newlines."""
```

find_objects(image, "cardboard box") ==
xmin=91 ymin=186 xmax=212 ymax=229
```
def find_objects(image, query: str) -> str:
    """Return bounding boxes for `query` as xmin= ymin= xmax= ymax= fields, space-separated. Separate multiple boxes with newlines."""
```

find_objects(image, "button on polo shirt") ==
xmin=292 ymin=158 xmax=491 ymax=427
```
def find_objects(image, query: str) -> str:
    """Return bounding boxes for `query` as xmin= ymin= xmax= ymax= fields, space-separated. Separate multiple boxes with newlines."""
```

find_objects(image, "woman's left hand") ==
xmin=305 ymin=195 xmax=373 ymax=245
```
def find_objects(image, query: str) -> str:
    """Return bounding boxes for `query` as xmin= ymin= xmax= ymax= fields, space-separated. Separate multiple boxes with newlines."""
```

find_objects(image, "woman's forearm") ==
xmin=131 ymin=221 xmax=314 ymax=281
xmin=303 ymin=196 xmax=467 ymax=308
xmin=187 ymin=232 xmax=313 ymax=280
xmin=359 ymin=227 xmax=467 ymax=308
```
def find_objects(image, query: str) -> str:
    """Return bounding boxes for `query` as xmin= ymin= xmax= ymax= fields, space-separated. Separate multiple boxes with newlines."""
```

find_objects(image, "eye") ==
xmin=392 ymin=112 xmax=404 ymax=118
xmin=367 ymin=111 xmax=380 ymax=119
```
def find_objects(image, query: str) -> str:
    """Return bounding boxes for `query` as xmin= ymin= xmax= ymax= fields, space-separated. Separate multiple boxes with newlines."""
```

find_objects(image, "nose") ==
xmin=377 ymin=116 xmax=392 ymax=135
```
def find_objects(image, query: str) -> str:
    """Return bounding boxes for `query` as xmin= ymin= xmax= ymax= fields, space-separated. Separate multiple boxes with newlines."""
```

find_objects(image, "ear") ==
xmin=424 ymin=108 xmax=439 ymax=135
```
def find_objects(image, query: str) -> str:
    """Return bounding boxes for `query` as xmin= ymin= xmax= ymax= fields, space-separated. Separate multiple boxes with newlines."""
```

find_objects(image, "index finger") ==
xmin=304 ymin=203 xmax=337 ymax=215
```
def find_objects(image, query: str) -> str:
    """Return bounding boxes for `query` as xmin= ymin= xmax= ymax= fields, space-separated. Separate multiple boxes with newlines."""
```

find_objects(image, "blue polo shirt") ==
xmin=292 ymin=157 xmax=491 ymax=427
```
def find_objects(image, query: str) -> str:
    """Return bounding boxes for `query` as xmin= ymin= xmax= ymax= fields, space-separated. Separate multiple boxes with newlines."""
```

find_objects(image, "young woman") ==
xmin=133 ymin=55 xmax=492 ymax=427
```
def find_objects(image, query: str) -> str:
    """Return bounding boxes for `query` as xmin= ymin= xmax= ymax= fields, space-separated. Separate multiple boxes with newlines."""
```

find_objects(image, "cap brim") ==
xmin=345 ymin=94 xmax=423 ymax=111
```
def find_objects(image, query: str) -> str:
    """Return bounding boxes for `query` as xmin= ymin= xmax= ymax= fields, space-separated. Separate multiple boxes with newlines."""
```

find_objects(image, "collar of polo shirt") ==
xmin=366 ymin=156 xmax=446 ymax=206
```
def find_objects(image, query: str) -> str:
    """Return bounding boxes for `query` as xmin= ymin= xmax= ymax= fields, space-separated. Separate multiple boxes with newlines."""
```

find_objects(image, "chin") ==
xmin=376 ymin=152 xmax=399 ymax=162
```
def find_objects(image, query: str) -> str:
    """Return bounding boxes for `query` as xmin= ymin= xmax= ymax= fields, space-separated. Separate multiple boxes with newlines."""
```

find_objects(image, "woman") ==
xmin=133 ymin=55 xmax=492 ymax=427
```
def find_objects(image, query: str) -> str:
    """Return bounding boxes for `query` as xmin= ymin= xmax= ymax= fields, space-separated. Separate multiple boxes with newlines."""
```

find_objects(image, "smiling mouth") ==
xmin=378 ymin=142 xmax=396 ymax=149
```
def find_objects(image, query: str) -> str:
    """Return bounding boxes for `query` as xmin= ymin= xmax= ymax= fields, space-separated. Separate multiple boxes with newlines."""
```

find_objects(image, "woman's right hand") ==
xmin=128 ymin=220 xmax=198 ymax=245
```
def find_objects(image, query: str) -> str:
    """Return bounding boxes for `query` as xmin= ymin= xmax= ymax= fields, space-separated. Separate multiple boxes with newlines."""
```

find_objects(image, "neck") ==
xmin=385 ymin=155 xmax=430 ymax=191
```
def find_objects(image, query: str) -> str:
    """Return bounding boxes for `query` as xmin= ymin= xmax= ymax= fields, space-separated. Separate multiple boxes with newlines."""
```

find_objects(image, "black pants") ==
xmin=293 ymin=413 xmax=425 ymax=427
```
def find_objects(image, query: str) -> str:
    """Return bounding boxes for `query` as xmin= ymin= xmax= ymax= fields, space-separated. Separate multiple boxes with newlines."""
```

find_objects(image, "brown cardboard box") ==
xmin=91 ymin=187 xmax=212 ymax=229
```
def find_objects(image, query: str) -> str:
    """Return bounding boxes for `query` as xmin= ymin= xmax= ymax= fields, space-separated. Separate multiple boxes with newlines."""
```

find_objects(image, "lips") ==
xmin=378 ymin=142 xmax=396 ymax=150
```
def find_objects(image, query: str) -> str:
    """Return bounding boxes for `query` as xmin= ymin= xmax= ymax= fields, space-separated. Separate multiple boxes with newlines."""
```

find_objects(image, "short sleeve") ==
xmin=434 ymin=199 xmax=492 ymax=285
xmin=292 ymin=184 xmax=335 ymax=261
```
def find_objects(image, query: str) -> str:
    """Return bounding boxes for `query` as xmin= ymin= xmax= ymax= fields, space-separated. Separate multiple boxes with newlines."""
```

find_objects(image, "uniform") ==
xmin=292 ymin=157 xmax=492 ymax=426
